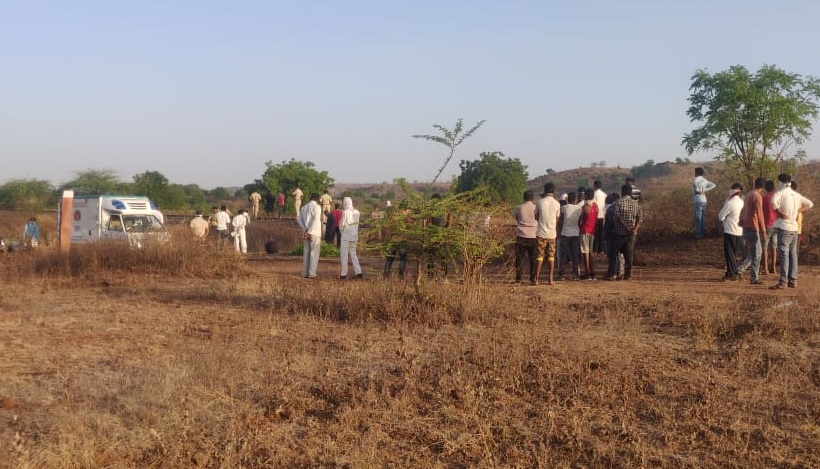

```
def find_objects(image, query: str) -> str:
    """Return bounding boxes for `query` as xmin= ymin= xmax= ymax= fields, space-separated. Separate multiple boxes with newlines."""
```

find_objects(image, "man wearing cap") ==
xmin=189 ymin=211 xmax=209 ymax=239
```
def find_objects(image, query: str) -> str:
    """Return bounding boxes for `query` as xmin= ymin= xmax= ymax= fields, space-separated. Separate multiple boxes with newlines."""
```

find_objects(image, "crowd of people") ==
xmin=188 ymin=205 xmax=251 ymax=254
xmin=710 ymin=171 xmax=813 ymax=290
xmin=514 ymin=179 xmax=643 ymax=285
xmin=182 ymin=170 xmax=813 ymax=291
xmin=295 ymin=192 xmax=363 ymax=280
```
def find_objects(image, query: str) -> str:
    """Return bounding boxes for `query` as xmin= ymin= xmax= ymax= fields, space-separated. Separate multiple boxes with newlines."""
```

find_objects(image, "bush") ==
xmin=292 ymin=241 xmax=339 ymax=257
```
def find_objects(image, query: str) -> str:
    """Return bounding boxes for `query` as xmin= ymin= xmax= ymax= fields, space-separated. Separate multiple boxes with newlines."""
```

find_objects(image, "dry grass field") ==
xmin=0 ymin=229 xmax=818 ymax=468
xmin=0 ymin=161 xmax=818 ymax=468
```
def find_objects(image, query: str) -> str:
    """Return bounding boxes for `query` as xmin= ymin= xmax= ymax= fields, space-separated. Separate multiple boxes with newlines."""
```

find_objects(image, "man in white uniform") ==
xmin=339 ymin=197 xmax=363 ymax=279
xmin=297 ymin=193 xmax=322 ymax=278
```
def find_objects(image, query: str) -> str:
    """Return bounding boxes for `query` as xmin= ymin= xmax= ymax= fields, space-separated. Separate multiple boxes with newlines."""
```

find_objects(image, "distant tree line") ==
xmin=0 ymin=169 xmax=236 ymax=212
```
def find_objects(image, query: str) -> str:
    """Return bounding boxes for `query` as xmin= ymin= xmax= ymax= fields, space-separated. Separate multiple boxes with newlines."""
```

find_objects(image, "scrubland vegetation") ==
xmin=0 ymin=161 xmax=818 ymax=468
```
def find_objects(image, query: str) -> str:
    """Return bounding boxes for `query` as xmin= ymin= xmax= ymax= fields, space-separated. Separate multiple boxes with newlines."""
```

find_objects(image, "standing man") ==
xmin=319 ymin=189 xmax=334 ymax=236
xmin=692 ymin=167 xmax=717 ymax=239
xmin=215 ymin=205 xmax=232 ymax=247
xmin=535 ymin=183 xmax=561 ymax=285
xmin=770 ymin=174 xmax=813 ymax=290
xmin=741 ymin=178 xmax=767 ymax=285
xmin=718 ymin=183 xmax=745 ymax=281
xmin=208 ymin=206 xmax=219 ymax=238
xmin=332 ymin=203 xmax=344 ymax=247
xmin=298 ymin=193 xmax=322 ymax=279
xmin=607 ymin=185 xmax=643 ymax=281
xmin=249 ymin=191 xmax=262 ymax=220
xmin=231 ymin=209 xmax=249 ymax=254
xmin=292 ymin=185 xmax=304 ymax=217
xmin=189 ymin=211 xmax=209 ymax=240
xmin=276 ymin=190 xmax=286 ymax=219
xmin=557 ymin=193 xmax=582 ymax=280
xmin=579 ymin=188 xmax=598 ymax=280
xmin=514 ymin=190 xmax=538 ymax=285
xmin=593 ymin=180 xmax=607 ymax=255
xmin=762 ymin=180 xmax=778 ymax=275
xmin=339 ymin=197 xmax=363 ymax=279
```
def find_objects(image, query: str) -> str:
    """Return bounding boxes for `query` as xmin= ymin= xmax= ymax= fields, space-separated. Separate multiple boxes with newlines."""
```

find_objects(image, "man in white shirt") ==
xmin=535 ymin=183 xmax=561 ymax=285
xmin=215 ymin=205 xmax=232 ymax=247
xmin=231 ymin=209 xmax=248 ymax=254
xmin=718 ymin=183 xmax=744 ymax=281
xmin=770 ymin=173 xmax=814 ymax=289
xmin=557 ymin=192 xmax=582 ymax=280
xmin=297 ymin=193 xmax=322 ymax=278
xmin=339 ymin=196 xmax=362 ymax=279
xmin=692 ymin=167 xmax=717 ymax=239
xmin=593 ymin=180 xmax=607 ymax=254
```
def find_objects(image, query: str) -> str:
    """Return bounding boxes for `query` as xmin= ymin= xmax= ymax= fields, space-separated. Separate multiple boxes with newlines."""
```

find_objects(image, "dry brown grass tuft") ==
xmin=0 ymin=168 xmax=818 ymax=466
xmin=2 ymin=225 xmax=250 ymax=283
xmin=1 ymin=262 xmax=818 ymax=467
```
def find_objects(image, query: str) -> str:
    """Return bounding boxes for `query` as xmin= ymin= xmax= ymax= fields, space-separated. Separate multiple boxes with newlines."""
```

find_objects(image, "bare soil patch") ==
xmin=1 ymin=247 xmax=817 ymax=467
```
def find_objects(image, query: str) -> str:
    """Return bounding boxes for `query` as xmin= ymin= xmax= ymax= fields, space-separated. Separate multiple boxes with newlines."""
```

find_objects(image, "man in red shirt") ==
xmin=332 ymin=203 xmax=344 ymax=247
xmin=761 ymin=180 xmax=778 ymax=274
xmin=741 ymin=178 xmax=767 ymax=284
xmin=578 ymin=188 xmax=598 ymax=280
xmin=276 ymin=191 xmax=286 ymax=219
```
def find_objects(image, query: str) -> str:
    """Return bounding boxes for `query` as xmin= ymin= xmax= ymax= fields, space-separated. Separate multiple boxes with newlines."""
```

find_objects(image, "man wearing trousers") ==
xmin=692 ymin=167 xmax=717 ymax=239
xmin=298 ymin=193 xmax=322 ymax=279
xmin=339 ymin=197 xmax=363 ymax=279
xmin=770 ymin=173 xmax=814 ymax=290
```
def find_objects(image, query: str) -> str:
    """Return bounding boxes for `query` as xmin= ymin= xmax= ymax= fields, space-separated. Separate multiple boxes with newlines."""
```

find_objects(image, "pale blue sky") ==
xmin=2 ymin=0 xmax=819 ymax=188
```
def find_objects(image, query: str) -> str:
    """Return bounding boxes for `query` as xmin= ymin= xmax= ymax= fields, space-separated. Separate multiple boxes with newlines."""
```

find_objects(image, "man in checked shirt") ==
xmin=606 ymin=184 xmax=643 ymax=281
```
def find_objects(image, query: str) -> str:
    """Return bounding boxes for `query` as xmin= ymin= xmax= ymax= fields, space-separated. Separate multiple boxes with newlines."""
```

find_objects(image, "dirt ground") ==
xmin=1 ymin=242 xmax=818 ymax=467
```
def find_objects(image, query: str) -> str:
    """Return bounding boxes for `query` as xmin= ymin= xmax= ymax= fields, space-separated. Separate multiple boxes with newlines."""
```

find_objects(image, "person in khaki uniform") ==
xmin=189 ymin=211 xmax=209 ymax=239
xmin=249 ymin=191 xmax=262 ymax=220
xmin=319 ymin=189 xmax=333 ymax=235
xmin=292 ymin=186 xmax=304 ymax=217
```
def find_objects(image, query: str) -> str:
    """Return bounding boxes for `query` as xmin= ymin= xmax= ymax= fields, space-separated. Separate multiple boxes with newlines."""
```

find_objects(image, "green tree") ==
xmin=182 ymin=184 xmax=206 ymax=208
xmin=132 ymin=171 xmax=183 ymax=209
xmin=454 ymin=151 xmax=528 ymax=205
xmin=209 ymin=187 xmax=230 ymax=200
xmin=61 ymin=169 xmax=123 ymax=195
xmin=0 ymin=179 xmax=54 ymax=211
xmin=412 ymin=118 xmax=486 ymax=185
xmin=132 ymin=171 xmax=169 ymax=199
xmin=261 ymin=159 xmax=334 ymax=215
xmin=631 ymin=159 xmax=655 ymax=179
xmin=683 ymin=64 xmax=820 ymax=187
xmin=162 ymin=184 xmax=188 ymax=210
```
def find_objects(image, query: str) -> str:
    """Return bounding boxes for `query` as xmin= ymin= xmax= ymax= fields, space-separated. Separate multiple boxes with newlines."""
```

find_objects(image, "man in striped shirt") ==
xmin=607 ymin=184 xmax=643 ymax=281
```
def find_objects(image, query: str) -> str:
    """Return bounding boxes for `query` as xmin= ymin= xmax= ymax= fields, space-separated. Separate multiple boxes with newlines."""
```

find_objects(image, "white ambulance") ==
xmin=57 ymin=194 xmax=170 ymax=247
